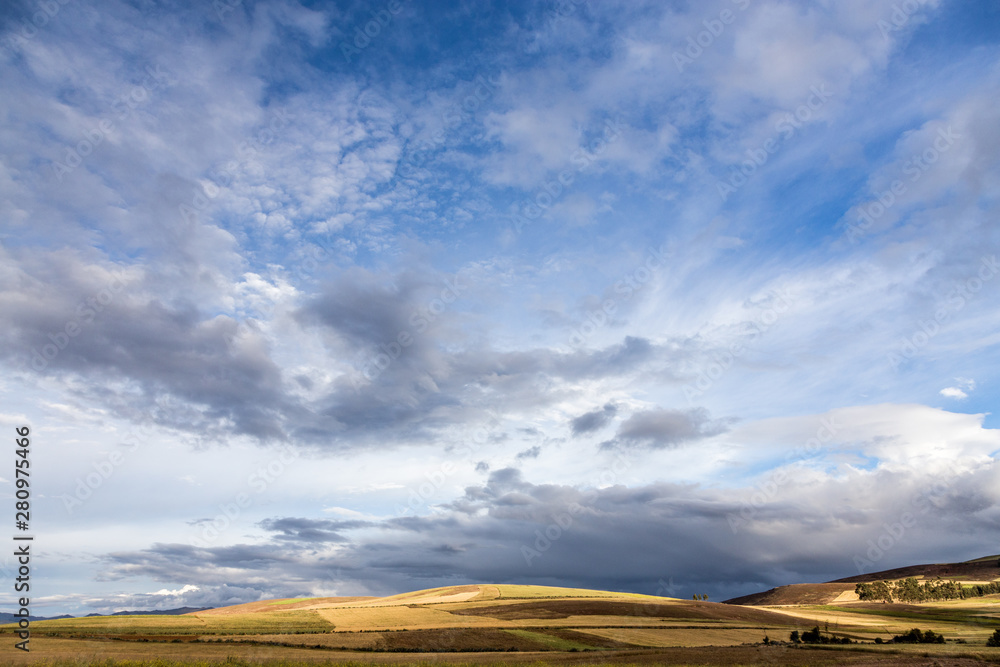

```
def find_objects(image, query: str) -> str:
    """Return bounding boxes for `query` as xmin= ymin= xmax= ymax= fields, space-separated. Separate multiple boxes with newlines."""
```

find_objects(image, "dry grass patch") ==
xmin=491 ymin=585 xmax=659 ymax=600
xmin=574 ymin=626 xmax=784 ymax=647
xmin=1 ymin=610 xmax=332 ymax=637
xmin=316 ymin=605 xmax=504 ymax=631
xmin=196 ymin=597 xmax=375 ymax=615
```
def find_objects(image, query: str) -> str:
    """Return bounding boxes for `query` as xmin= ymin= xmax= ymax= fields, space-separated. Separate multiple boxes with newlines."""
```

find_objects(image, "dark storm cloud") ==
xmin=295 ymin=266 xmax=436 ymax=350
xmin=571 ymin=403 xmax=618 ymax=435
xmin=96 ymin=460 xmax=1000 ymax=609
xmin=0 ymin=251 xmax=290 ymax=441
xmin=288 ymin=293 xmax=683 ymax=447
xmin=0 ymin=247 xmax=693 ymax=451
xmin=605 ymin=407 xmax=732 ymax=449
xmin=259 ymin=517 xmax=375 ymax=543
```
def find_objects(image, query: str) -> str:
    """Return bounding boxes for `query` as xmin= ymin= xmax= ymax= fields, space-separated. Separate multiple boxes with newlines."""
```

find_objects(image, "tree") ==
xmin=894 ymin=577 xmax=922 ymax=602
xmin=855 ymin=582 xmax=875 ymax=600
xmin=801 ymin=626 xmax=822 ymax=644
xmin=789 ymin=630 xmax=800 ymax=644
xmin=871 ymin=580 xmax=893 ymax=603
xmin=988 ymin=629 xmax=1000 ymax=647
xmin=891 ymin=628 xmax=945 ymax=644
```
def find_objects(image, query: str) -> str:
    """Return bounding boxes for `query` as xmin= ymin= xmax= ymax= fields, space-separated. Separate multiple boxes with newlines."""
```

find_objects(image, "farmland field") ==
xmin=3 ymin=582 xmax=1000 ymax=666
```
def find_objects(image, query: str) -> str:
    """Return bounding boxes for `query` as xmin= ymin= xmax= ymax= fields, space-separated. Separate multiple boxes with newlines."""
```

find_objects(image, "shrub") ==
xmin=891 ymin=628 xmax=945 ymax=644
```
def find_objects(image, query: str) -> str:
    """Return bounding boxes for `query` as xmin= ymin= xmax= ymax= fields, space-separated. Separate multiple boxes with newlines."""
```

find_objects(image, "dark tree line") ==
xmin=789 ymin=627 xmax=852 ymax=644
xmin=889 ymin=628 xmax=945 ymax=644
xmin=855 ymin=577 xmax=1000 ymax=603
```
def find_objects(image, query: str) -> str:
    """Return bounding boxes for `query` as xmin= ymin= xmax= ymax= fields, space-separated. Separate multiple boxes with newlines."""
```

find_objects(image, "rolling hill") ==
xmin=4 ymin=575 xmax=1000 ymax=665
xmin=725 ymin=555 xmax=1000 ymax=606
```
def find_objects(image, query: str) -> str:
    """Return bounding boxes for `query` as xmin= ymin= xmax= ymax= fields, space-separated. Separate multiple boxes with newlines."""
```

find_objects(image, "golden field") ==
xmin=2 ymin=581 xmax=1000 ymax=666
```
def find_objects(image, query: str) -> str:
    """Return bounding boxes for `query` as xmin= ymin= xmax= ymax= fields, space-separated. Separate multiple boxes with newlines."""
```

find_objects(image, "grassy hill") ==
xmin=3 ymin=579 xmax=1000 ymax=665
xmin=725 ymin=555 xmax=1000 ymax=606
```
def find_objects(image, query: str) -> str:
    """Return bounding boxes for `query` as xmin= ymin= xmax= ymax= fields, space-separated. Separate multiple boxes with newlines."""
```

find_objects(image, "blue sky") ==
xmin=1 ymin=0 xmax=999 ymax=615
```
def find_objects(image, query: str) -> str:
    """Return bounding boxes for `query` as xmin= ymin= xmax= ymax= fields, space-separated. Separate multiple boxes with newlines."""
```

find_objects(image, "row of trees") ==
xmin=889 ymin=628 xmax=945 ymax=644
xmin=789 ymin=627 xmax=852 ymax=644
xmin=776 ymin=627 xmax=1000 ymax=646
xmin=855 ymin=577 xmax=1000 ymax=603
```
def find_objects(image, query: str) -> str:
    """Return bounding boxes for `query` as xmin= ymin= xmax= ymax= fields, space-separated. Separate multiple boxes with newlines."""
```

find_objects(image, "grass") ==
xmin=569 ymin=626 xmax=782 ymax=648
xmin=315 ymin=605 xmax=494 ymax=631
xmin=490 ymin=585 xmax=664 ymax=601
xmin=2 ymin=610 xmax=333 ymax=636
xmin=6 ymin=583 xmax=1000 ymax=665
xmin=501 ymin=629 xmax=593 ymax=651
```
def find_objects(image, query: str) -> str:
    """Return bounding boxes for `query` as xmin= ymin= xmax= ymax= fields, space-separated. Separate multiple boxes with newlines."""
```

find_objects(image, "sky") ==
xmin=0 ymin=0 xmax=999 ymax=617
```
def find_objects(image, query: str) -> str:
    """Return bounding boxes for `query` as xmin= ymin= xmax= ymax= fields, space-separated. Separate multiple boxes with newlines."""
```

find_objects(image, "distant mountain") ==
xmin=87 ymin=607 xmax=214 ymax=617
xmin=0 ymin=613 xmax=74 ymax=623
xmin=1 ymin=607 xmax=213 ymax=623
xmin=725 ymin=555 xmax=1000 ymax=606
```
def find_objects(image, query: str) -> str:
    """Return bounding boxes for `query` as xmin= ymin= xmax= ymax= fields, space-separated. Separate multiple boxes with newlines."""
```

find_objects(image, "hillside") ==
xmin=4 ymin=580 xmax=1000 ymax=664
xmin=831 ymin=555 xmax=1000 ymax=583
xmin=726 ymin=555 xmax=1000 ymax=606
xmin=724 ymin=582 xmax=856 ymax=606
xmin=3 ymin=583 xmax=809 ymax=656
